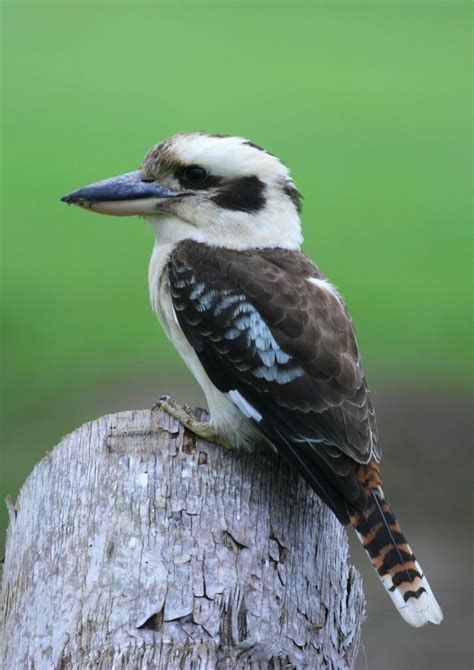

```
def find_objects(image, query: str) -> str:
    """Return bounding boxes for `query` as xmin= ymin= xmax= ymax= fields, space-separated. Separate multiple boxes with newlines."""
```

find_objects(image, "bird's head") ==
xmin=62 ymin=132 xmax=303 ymax=250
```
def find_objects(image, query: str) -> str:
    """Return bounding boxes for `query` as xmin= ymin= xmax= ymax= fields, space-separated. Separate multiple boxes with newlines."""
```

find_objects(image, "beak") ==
xmin=60 ymin=170 xmax=185 ymax=216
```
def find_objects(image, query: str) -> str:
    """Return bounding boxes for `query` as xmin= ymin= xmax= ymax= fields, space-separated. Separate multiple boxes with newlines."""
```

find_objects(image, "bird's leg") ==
xmin=152 ymin=395 xmax=233 ymax=450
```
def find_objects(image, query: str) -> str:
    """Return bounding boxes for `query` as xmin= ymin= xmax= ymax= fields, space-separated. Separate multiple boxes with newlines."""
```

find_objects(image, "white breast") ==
xmin=148 ymin=239 xmax=259 ymax=451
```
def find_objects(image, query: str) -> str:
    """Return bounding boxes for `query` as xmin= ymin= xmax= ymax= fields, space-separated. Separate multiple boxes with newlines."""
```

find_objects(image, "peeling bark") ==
xmin=0 ymin=407 xmax=365 ymax=669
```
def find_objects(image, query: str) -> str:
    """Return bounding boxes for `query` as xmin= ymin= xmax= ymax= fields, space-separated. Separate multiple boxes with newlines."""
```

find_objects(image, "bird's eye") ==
xmin=180 ymin=165 xmax=209 ymax=189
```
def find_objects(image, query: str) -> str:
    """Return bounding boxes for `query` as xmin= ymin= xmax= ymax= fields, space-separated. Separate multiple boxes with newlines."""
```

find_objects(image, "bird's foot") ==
xmin=152 ymin=395 xmax=233 ymax=450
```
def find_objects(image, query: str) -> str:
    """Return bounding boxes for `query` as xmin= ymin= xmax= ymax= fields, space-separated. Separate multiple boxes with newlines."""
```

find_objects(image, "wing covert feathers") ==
xmin=169 ymin=240 xmax=379 ymax=462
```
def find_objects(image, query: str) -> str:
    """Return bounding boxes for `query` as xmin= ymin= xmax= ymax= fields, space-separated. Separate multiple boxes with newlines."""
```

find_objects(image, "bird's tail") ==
xmin=349 ymin=470 xmax=443 ymax=628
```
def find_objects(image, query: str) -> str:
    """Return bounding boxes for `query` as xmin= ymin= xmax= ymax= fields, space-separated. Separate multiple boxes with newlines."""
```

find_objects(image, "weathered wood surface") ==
xmin=0 ymin=407 xmax=365 ymax=669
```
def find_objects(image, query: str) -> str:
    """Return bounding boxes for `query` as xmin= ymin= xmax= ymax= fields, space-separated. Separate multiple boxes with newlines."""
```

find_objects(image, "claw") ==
xmin=151 ymin=395 xmax=172 ymax=412
xmin=151 ymin=395 xmax=233 ymax=451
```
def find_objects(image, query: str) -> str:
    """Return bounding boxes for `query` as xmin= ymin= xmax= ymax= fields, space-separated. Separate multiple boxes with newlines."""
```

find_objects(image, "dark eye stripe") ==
xmin=173 ymin=164 xmax=267 ymax=213
xmin=212 ymin=176 xmax=266 ymax=213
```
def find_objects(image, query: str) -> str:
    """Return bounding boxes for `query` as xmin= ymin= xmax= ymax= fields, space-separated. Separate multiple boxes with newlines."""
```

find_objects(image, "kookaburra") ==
xmin=62 ymin=131 xmax=442 ymax=628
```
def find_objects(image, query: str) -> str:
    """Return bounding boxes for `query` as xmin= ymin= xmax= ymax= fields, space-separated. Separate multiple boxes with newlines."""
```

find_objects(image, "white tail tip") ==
xmin=383 ymin=560 xmax=443 ymax=627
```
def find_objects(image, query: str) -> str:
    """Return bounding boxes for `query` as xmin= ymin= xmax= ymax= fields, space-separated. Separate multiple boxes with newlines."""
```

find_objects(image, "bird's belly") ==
xmin=149 ymin=251 xmax=259 ymax=451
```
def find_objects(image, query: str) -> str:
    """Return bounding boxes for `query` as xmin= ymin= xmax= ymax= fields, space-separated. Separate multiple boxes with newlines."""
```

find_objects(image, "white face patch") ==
xmin=143 ymin=132 xmax=303 ymax=251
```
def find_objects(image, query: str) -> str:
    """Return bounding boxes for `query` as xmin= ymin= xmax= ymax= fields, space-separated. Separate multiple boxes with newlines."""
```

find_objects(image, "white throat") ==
xmin=145 ymin=195 xmax=303 ymax=254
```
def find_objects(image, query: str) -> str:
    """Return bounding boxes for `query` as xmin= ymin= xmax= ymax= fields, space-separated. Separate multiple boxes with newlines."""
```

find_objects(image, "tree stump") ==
xmin=0 ymin=407 xmax=365 ymax=669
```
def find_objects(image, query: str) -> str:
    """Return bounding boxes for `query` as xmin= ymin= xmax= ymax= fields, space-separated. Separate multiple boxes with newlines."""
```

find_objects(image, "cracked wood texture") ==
xmin=0 ymin=407 xmax=365 ymax=669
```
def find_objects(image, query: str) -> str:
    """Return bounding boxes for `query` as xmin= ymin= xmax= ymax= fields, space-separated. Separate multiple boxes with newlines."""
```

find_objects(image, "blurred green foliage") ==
xmin=1 ymin=2 xmax=471 ymax=527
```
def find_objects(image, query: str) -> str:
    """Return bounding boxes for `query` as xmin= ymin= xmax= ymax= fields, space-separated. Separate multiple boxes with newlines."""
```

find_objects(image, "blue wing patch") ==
xmin=222 ymin=297 xmax=305 ymax=384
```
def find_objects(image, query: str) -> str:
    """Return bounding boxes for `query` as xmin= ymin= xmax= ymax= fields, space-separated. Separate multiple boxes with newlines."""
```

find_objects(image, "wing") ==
xmin=169 ymin=240 xmax=379 ymax=523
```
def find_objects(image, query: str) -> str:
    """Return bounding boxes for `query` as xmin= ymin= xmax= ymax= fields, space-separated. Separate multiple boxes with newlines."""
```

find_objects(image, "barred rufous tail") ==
xmin=350 ymin=463 xmax=443 ymax=627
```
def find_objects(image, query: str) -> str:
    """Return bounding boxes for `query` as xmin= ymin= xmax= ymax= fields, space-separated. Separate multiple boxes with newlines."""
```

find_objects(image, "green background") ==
xmin=1 ymin=2 xmax=472 ymax=669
